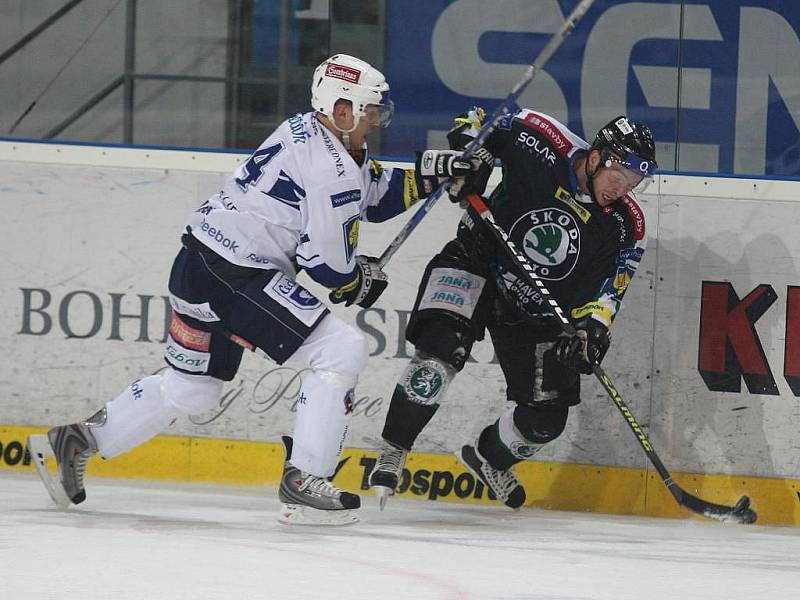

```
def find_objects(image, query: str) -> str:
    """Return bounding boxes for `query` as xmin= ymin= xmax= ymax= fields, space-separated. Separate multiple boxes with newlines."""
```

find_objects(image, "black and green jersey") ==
xmin=457 ymin=109 xmax=647 ymax=328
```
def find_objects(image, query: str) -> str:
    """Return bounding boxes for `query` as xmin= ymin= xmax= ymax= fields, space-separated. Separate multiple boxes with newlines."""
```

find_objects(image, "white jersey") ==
xmin=185 ymin=112 xmax=420 ymax=288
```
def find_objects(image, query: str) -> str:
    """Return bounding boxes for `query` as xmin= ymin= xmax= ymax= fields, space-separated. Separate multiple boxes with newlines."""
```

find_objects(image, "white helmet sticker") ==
xmin=615 ymin=117 xmax=633 ymax=135
xmin=325 ymin=62 xmax=361 ymax=84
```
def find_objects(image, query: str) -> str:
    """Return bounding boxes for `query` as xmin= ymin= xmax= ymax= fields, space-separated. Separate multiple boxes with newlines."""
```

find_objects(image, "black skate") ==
xmin=368 ymin=439 xmax=407 ymax=510
xmin=277 ymin=436 xmax=360 ymax=525
xmin=458 ymin=443 xmax=526 ymax=509
xmin=28 ymin=419 xmax=100 ymax=508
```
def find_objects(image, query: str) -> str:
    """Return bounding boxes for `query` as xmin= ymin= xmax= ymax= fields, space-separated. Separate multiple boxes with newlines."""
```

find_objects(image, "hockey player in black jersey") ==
xmin=369 ymin=107 xmax=657 ymax=509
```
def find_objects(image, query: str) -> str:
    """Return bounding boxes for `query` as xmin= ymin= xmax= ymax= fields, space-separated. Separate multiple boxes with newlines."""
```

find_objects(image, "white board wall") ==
xmin=2 ymin=141 xmax=798 ymax=479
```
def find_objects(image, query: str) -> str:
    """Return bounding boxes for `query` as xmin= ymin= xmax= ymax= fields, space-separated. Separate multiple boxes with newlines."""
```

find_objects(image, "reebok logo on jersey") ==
xmin=246 ymin=253 xmax=272 ymax=265
xmin=199 ymin=219 xmax=239 ymax=254
xmin=287 ymin=113 xmax=310 ymax=144
xmin=325 ymin=63 xmax=360 ymax=83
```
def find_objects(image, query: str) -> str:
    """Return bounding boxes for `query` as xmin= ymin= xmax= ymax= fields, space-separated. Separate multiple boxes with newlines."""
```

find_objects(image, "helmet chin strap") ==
xmin=584 ymin=152 xmax=600 ymax=204
xmin=330 ymin=113 xmax=360 ymax=150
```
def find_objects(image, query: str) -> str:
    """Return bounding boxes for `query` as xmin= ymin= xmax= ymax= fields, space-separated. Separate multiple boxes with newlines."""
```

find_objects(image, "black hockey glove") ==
xmin=553 ymin=317 xmax=611 ymax=375
xmin=445 ymin=107 xmax=495 ymax=203
xmin=414 ymin=149 xmax=477 ymax=199
xmin=446 ymin=106 xmax=486 ymax=150
xmin=329 ymin=255 xmax=388 ymax=308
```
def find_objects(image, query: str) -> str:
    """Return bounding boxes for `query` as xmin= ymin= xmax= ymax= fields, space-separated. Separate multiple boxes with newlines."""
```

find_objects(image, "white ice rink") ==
xmin=2 ymin=471 xmax=798 ymax=599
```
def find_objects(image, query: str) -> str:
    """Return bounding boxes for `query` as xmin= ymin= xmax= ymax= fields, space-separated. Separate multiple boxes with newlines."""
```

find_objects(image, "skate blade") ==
xmin=277 ymin=503 xmax=359 ymax=526
xmin=27 ymin=435 xmax=71 ymax=509
xmin=372 ymin=485 xmax=394 ymax=511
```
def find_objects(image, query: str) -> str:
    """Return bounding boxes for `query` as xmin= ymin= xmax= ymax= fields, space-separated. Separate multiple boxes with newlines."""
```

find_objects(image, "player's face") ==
xmin=348 ymin=105 xmax=384 ymax=146
xmin=592 ymin=157 xmax=645 ymax=206
xmin=357 ymin=104 xmax=384 ymax=132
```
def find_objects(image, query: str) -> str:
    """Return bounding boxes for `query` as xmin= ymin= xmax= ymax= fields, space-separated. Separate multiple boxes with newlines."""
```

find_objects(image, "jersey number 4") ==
xmin=235 ymin=142 xmax=284 ymax=190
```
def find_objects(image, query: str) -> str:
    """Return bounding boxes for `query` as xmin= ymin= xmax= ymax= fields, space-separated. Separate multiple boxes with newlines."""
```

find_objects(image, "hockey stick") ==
xmin=8 ymin=0 xmax=125 ymax=135
xmin=378 ymin=0 xmax=596 ymax=268
xmin=464 ymin=193 xmax=757 ymax=525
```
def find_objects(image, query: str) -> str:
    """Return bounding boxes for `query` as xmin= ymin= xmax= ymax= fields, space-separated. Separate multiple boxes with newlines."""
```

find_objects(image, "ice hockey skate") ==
xmin=28 ymin=421 xmax=100 ymax=509
xmin=368 ymin=439 xmax=408 ymax=510
xmin=457 ymin=443 xmax=526 ymax=509
xmin=277 ymin=436 xmax=360 ymax=526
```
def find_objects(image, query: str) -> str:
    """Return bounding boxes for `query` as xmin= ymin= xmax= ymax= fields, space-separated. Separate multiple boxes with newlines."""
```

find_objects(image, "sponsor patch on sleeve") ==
xmin=342 ymin=215 xmax=360 ymax=263
xmin=330 ymin=189 xmax=361 ymax=208
xmin=622 ymin=196 xmax=645 ymax=241
xmin=521 ymin=113 xmax=573 ymax=156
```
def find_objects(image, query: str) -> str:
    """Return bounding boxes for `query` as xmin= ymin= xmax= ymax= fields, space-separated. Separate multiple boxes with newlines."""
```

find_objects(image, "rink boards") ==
xmin=2 ymin=140 xmax=800 ymax=525
xmin=1 ymin=424 xmax=795 ymax=526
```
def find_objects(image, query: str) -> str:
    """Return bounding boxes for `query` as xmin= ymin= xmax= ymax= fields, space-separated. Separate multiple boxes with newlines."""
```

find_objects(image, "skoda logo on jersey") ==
xmin=510 ymin=208 xmax=580 ymax=280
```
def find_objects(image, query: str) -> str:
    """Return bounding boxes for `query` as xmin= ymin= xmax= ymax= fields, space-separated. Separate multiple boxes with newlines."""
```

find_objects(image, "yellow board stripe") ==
xmin=2 ymin=425 xmax=796 ymax=526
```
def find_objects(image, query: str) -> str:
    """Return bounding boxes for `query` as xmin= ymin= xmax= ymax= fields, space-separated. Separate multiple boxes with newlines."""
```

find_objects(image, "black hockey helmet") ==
xmin=590 ymin=116 xmax=657 ymax=194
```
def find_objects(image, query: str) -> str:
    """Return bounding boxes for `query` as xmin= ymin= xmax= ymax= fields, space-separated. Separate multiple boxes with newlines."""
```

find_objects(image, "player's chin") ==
xmin=595 ymin=192 xmax=613 ymax=207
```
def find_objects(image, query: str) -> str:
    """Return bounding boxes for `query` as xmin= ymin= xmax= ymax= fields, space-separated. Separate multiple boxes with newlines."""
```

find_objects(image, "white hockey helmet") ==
xmin=311 ymin=54 xmax=394 ymax=128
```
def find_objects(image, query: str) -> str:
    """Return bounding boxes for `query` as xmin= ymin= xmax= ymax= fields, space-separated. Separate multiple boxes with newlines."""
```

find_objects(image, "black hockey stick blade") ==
xmin=677 ymin=490 xmax=757 ymax=524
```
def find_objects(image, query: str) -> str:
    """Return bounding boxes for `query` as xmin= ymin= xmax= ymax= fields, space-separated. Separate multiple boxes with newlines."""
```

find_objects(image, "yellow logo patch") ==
xmin=555 ymin=186 xmax=591 ymax=223
xmin=614 ymin=270 xmax=631 ymax=293
xmin=348 ymin=219 xmax=360 ymax=248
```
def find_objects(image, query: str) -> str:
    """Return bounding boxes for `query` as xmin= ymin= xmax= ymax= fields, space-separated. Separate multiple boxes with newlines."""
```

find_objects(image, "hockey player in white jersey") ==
xmin=28 ymin=54 xmax=474 ymax=525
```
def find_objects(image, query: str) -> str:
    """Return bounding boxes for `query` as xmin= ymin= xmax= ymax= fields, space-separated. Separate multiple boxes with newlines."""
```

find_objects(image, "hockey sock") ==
xmin=290 ymin=369 xmax=355 ymax=478
xmin=477 ymin=422 xmax=520 ymax=471
xmin=91 ymin=375 xmax=179 ymax=459
xmin=479 ymin=404 xmax=554 ymax=469
xmin=381 ymin=385 xmax=439 ymax=451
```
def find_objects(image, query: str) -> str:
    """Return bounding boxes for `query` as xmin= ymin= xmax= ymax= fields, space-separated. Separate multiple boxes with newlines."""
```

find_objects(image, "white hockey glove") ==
xmin=553 ymin=318 xmax=611 ymax=375
xmin=329 ymin=255 xmax=389 ymax=308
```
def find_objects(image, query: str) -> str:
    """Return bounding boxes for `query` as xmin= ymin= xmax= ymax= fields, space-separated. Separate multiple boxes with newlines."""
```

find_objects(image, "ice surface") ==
xmin=2 ymin=471 xmax=798 ymax=599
